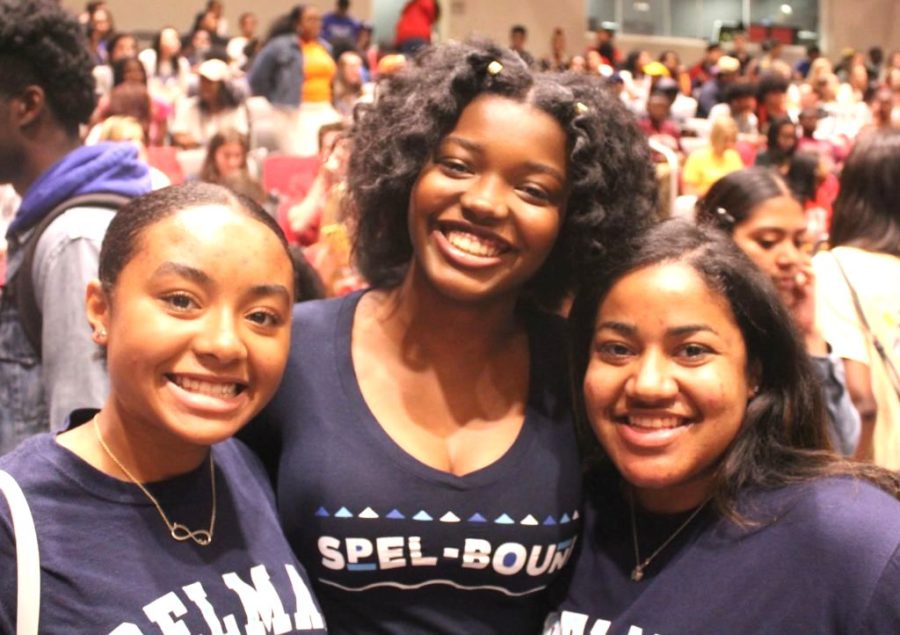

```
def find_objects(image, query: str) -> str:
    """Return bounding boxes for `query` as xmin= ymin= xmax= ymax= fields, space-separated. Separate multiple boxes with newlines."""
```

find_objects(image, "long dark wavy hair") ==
xmin=346 ymin=39 xmax=657 ymax=309
xmin=830 ymin=130 xmax=900 ymax=257
xmin=569 ymin=220 xmax=900 ymax=521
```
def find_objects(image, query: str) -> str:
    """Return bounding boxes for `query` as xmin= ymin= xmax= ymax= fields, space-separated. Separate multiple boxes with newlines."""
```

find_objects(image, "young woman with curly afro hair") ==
xmin=242 ymin=39 xmax=657 ymax=634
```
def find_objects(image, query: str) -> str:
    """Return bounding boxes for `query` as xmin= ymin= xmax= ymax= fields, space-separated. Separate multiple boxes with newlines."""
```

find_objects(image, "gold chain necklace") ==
xmin=628 ymin=490 xmax=708 ymax=582
xmin=93 ymin=415 xmax=217 ymax=546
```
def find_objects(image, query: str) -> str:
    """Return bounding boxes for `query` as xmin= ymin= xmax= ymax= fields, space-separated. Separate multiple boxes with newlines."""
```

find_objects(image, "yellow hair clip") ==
xmin=575 ymin=102 xmax=588 ymax=115
xmin=487 ymin=60 xmax=503 ymax=76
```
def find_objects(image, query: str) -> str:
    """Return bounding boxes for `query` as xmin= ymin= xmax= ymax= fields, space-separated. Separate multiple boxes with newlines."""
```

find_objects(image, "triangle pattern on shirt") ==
xmin=358 ymin=507 xmax=379 ymax=519
xmin=440 ymin=512 xmax=461 ymax=523
xmin=386 ymin=509 xmax=405 ymax=519
xmin=495 ymin=513 xmax=515 ymax=524
xmin=521 ymin=514 xmax=539 ymax=525
xmin=335 ymin=506 xmax=353 ymax=518
xmin=468 ymin=513 xmax=487 ymax=523
xmin=413 ymin=510 xmax=433 ymax=521
xmin=314 ymin=506 xmax=329 ymax=517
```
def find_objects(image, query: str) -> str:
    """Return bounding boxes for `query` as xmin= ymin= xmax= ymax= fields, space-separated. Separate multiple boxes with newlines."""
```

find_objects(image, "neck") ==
xmin=632 ymin=475 xmax=714 ymax=514
xmin=374 ymin=264 xmax=522 ymax=362
xmin=90 ymin=402 xmax=209 ymax=483
xmin=13 ymin=131 xmax=81 ymax=197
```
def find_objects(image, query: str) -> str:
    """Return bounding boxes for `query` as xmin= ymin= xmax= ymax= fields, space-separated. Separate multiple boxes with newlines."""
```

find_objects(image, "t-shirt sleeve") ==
xmin=856 ymin=542 xmax=900 ymax=634
xmin=813 ymin=253 xmax=869 ymax=364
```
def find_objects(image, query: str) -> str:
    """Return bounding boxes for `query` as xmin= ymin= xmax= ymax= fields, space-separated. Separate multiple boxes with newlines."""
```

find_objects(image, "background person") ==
xmin=681 ymin=116 xmax=743 ymax=196
xmin=696 ymin=168 xmax=860 ymax=455
xmin=0 ymin=0 xmax=151 ymax=455
xmin=814 ymin=131 xmax=900 ymax=468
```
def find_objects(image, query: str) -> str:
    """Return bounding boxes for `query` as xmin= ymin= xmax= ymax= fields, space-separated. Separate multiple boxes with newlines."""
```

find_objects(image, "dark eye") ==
xmin=597 ymin=341 xmax=633 ymax=361
xmin=162 ymin=292 xmax=198 ymax=312
xmin=677 ymin=343 xmax=713 ymax=361
xmin=755 ymin=239 xmax=777 ymax=250
xmin=247 ymin=310 xmax=282 ymax=328
xmin=438 ymin=158 xmax=472 ymax=176
xmin=518 ymin=183 xmax=551 ymax=203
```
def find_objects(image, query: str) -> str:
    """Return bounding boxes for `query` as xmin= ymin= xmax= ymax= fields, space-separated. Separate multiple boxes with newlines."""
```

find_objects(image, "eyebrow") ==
xmin=151 ymin=262 xmax=291 ymax=303
xmin=246 ymin=284 xmax=292 ymax=304
xmin=442 ymin=135 xmax=566 ymax=182
xmin=596 ymin=321 xmax=719 ymax=337
xmin=151 ymin=262 xmax=211 ymax=285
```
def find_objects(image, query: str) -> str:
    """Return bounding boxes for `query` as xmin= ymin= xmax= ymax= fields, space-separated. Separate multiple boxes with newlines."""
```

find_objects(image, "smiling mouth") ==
xmin=618 ymin=415 xmax=691 ymax=430
xmin=166 ymin=374 xmax=247 ymax=399
xmin=437 ymin=222 xmax=512 ymax=259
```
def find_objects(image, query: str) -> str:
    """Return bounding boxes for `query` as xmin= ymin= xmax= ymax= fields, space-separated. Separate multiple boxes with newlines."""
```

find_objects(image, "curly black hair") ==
xmin=0 ymin=0 xmax=96 ymax=136
xmin=347 ymin=39 xmax=657 ymax=309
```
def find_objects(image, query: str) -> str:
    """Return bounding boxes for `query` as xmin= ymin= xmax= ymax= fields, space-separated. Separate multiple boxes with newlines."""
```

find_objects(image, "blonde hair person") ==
xmin=89 ymin=115 xmax=171 ymax=190
xmin=681 ymin=116 xmax=743 ymax=196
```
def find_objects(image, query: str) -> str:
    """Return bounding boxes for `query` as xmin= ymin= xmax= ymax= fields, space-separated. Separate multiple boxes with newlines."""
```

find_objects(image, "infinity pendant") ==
xmin=171 ymin=523 xmax=213 ymax=546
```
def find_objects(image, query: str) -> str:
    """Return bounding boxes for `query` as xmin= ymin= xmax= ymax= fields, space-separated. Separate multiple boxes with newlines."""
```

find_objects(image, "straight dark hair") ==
xmin=569 ymin=220 xmax=900 ymax=521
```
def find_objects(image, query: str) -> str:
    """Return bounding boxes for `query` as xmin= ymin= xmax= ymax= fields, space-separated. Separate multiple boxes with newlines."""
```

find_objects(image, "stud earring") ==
xmin=96 ymin=327 xmax=107 ymax=339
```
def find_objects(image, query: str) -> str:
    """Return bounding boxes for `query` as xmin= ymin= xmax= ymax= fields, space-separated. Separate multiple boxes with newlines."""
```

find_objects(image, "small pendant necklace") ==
xmin=93 ymin=415 xmax=217 ymax=546
xmin=628 ymin=490 xmax=708 ymax=582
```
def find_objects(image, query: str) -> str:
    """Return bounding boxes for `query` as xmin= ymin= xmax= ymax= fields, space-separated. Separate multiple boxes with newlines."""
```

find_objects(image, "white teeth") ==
xmin=172 ymin=376 xmax=239 ymax=398
xmin=627 ymin=416 xmax=682 ymax=430
xmin=445 ymin=230 xmax=505 ymax=257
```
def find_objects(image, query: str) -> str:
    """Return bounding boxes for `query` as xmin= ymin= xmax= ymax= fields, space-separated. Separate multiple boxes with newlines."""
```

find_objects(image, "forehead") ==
xmin=217 ymin=141 xmax=244 ymax=153
xmin=598 ymin=262 xmax=741 ymax=337
xmin=446 ymin=95 xmax=568 ymax=170
xmin=130 ymin=205 xmax=290 ymax=276
xmin=739 ymin=195 xmax=806 ymax=229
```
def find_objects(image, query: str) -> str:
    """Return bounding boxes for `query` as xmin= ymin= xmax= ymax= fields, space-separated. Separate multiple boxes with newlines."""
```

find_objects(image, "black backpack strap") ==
xmin=10 ymin=193 xmax=131 ymax=356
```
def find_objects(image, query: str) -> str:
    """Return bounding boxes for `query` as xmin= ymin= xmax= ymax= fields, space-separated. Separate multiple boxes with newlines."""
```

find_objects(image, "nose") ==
xmin=194 ymin=309 xmax=247 ymax=365
xmin=775 ymin=241 xmax=805 ymax=268
xmin=460 ymin=174 xmax=509 ymax=222
xmin=625 ymin=350 xmax=678 ymax=403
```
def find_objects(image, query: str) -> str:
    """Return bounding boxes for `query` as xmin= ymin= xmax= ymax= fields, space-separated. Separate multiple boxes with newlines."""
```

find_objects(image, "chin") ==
xmin=165 ymin=413 xmax=248 ymax=448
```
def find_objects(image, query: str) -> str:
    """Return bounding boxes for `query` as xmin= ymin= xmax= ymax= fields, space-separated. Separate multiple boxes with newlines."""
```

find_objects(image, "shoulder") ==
xmin=0 ymin=435 xmax=67 ymax=498
xmin=293 ymin=291 xmax=361 ymax=330
xmin=752 ymin=478 xmax=900 ymax=560
xmin=212 ymin=439 xmax=275 ymax=495
xmin=37 ymin=205 xmax=115 ymax=248
xmin=724 ymin=149 xmax=743 ymax=164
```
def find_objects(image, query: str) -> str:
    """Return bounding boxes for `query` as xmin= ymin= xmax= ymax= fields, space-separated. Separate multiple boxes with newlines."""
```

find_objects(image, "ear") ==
xmin=11 ymin=85 xmax=46 ymax=129
xmin=85 ymin=279 xmax=111 ymax=345
xmin=747 ymin=358 xmax=762 ymax=399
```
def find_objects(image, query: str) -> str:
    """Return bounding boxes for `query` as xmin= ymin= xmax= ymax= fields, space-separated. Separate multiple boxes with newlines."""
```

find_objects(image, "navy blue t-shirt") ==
xmin=0 ymin=416 xmax=327 ymax=634
xmin=243 ymin=291 xmax=583 ymax=634
xmin=547 ymin=469 xmax=900 ymax=635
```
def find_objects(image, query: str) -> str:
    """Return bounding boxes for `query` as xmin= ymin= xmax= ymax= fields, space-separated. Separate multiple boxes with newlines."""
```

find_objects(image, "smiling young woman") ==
xmin=546 ymin=220 xmax=900 ymax=635
xmin=0 ymin=183 xmax=326 ymax=633
xmin=240 ymin=40 xmax=657 ymax=634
